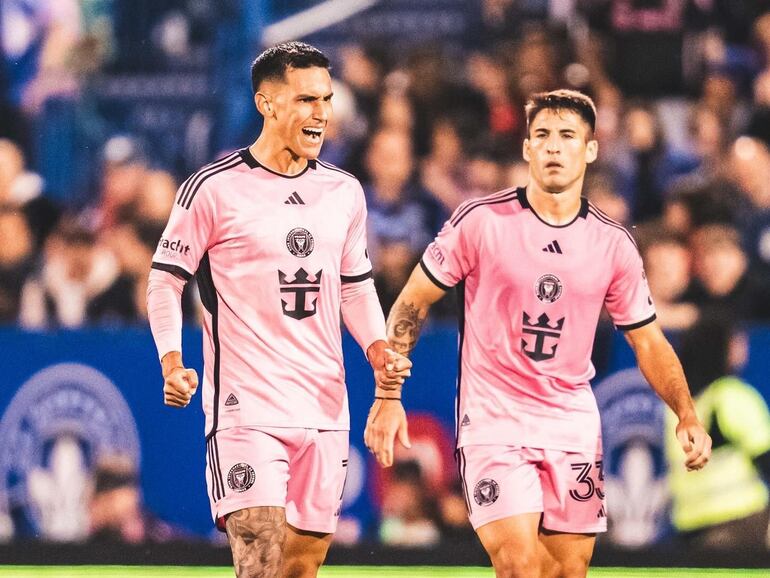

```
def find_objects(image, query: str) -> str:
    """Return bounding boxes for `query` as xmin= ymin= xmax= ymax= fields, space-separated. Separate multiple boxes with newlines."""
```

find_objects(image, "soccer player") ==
xmin=147 ymin=42 xmax=410 ymax=578
xmin=366 ymin=90 xmax=711 ymax=578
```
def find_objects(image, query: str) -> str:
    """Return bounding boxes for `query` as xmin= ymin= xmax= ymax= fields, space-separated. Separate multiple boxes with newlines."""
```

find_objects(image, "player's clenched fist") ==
xmin=163 ymin=366 xmax=199 ymax=407
xmin=367 ymin=340 xmax=412 ymax=396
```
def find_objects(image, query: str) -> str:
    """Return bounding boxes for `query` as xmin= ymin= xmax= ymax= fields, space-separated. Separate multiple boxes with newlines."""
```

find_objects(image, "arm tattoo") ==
xmin=387 ymin=302 xmax=425 ymax=357
xmin=226 ymin=506 xmax=286 ymax=578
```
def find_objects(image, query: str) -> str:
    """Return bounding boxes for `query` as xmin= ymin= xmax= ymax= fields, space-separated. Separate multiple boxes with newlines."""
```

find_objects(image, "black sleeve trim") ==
xmin=151 ymin=261 xmax=193 ymax=281
xmin=340 ymin=270 xmax=373 ymax=284
xmin=419 ymin=258 xmax=453 ymax=291
xmin=616 ymin=313 xmax=657 ymax=332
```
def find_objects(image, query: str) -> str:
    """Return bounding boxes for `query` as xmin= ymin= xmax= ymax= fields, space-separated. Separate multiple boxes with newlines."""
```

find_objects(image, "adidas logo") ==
xmin=597 ymin=505 xmax=606 ymax=519
xmin=542 ymin=240 xmax=562 ymax=254
xmin=284 ymin=191 xmax=305 ymax=205
xmin=224 ymin=393 xmax=239 ymax=406
xmin=461 ymin=414 xmax=471 ymax=427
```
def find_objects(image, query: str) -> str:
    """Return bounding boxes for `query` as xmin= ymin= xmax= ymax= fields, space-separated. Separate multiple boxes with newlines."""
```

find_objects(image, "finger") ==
xmin=164 ymin=384 xmax=191 ymax=404
xmin=186 ymin=369 xmax=199 ymax=391
xmin=676 ymin=428 xmax=692 ymax=453
xmin=378 ymin=433 xmax=394 ymax=467
xmin=393 ymin=357 xmax=413 ymax=372
xmin=397 ymin=418 xmax=411 ymax=449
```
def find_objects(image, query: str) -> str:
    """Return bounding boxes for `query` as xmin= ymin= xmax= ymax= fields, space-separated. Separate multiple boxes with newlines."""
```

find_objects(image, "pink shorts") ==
xmin=206 ymin=426 xmax=348 ymax=534
xmin=458 ymin=445 xmax=607 ymax=534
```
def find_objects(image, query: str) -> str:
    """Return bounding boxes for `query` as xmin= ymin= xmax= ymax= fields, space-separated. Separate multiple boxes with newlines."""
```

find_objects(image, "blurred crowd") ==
xmin=3 ymin=0 xmax=770 ymax=550
xmin=3 ymin=1 xmax=770 ymax=331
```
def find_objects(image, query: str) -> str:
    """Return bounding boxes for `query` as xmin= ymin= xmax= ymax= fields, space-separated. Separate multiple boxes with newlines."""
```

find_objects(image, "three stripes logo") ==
xmin=542 ymin=240 xmax=563 ymax=254
xmin=284 ymin=191 xmax=305 ymax=205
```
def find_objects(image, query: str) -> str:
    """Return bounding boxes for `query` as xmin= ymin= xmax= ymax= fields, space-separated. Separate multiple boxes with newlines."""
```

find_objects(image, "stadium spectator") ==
xmin=683 ymin=223 xmax=770 ymax=321
xmin=639 ymin=228 xmax=699 ymax=332
xmin=668 ymin=316 xmax=770 ymax=550
xmin=363 ymin=128 xmax=435 ymax=265
xmin=19 ymin=221 xmax=118 ymax=329
xmin=378 ymin=460 xmax=440 ymax=548
xmin=0 ymin=138 xmax=59 ymax=247
xmin=0 ymin=206 xmax=35 ymax=324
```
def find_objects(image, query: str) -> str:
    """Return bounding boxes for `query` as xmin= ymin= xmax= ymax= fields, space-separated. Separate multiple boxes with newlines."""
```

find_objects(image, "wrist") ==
xmin=366 ymin=339 xmax=388 ymax=365
xmin=161 ymin=351 xmax=184 ymax=378
xmin=375 ymin=385 xmax=401 ymax=399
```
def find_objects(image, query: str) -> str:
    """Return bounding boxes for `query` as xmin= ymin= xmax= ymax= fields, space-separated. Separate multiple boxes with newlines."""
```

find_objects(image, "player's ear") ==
xmin=522 ymin=138 xmax=531 ymax=162
xmin=255 ymin=92 xmax=273 ymax=118
xmin=585 ymin=139 xmax=598 ymax=164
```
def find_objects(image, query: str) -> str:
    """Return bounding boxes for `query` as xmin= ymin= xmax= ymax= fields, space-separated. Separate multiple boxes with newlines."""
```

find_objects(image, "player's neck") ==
xmin=525 ymin=183 xmax=583 ymax=226
xmin=249 ymin=138 xmax=308 ymax=176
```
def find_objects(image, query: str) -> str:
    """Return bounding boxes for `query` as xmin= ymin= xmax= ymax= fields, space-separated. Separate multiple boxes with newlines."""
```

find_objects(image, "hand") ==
xmin=163 ymin=366 xmax=199 ymax=408
xmin=676 ymin=414 xmax=712 ymax=471
xmin=367 ymin=340 xmax=412 ymax=394
xmin=364 ymin=399 xmax=410 ymax=467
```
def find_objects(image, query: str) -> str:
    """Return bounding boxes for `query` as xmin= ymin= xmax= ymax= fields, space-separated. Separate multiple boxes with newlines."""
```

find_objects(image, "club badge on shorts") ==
xmin=227 ymin=463 xmax=256 ymax=492
xmin=473 ymin=478 xmax=500 ymax=506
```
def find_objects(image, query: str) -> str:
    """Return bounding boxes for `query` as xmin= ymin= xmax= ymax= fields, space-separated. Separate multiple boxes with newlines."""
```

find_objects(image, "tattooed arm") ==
xmin=364 ymin=264 xmax=447 ymax=468
xmin=386 ymin=264 xmax=447 ymax=356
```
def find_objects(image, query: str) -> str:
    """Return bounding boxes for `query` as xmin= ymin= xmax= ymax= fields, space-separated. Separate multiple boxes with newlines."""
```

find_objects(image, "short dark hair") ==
xmin=250 ymin=41 xmax=330 ymax=95
xmin=525 ymin=89 xmax=597 ymax=136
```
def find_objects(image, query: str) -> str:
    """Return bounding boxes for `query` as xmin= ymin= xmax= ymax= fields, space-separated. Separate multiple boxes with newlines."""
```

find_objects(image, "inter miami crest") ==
xmin=473 ymin=478 xmax=500 ymax=506
xmin=535 ymin=273 xmax=563 ymax=303
xmin=286 ymin=227 xmax=314 ymax=257
xmin=227 ymin=462 xmax=255 ymax=493
xmin=279 ymin=268 xmax=322 ymax=320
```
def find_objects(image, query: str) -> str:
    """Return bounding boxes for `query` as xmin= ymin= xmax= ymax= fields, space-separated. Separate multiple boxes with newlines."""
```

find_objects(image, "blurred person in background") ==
xmin=726 ymin=136 xmax=770 ymax=282
xmin=363 ymin=128 xmax=435 ymax=264
xmin=0 ymin=138 xmax=59 ymax=247
xmin=88 ymin=220 xmax=155 ymax=325
xmin=378 ymin=460 xmax=440 ymax=548
xmin=19 ymin=220 xmax=118 ymax=329
xmin=372 ymin=237 xmax=418 ymax=318
xmin=133 ymin=169 xmax=177 ymax=227
xmin=81 ymin=135 xmax=149 ymax=232
xmin=668 ymin=316 xmax=770 ymax=550
xmin=88 ymin=454 xmax=184 ymax=544
xmin=0 ymin=0 xmax=83 ymax=154
xmin=371 ymin=90 xmax=711 ymax=578
xmin=147 ymin=42 xmax=411 ymax=578
xmin=683 ymin=223 xmax=770 ymax=322
xmin=638 ymin=227 xmax=699 ymax=331
xmin=0 ymin=206 xmax=35 ymax=324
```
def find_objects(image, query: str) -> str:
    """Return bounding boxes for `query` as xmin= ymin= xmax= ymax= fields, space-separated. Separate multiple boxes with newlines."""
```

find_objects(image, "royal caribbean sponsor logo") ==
xmin=0 ymin=363 xmax=140 ymax=541
xmin=158 ymin=236 xmax=191 ymax=258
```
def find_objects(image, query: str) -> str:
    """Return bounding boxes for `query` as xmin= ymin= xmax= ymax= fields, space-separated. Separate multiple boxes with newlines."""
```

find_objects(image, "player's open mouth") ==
xmin=302 ymin=127 xmax=324 ymax=142
xmin=545 ymin=162 xmax=562 ymax=169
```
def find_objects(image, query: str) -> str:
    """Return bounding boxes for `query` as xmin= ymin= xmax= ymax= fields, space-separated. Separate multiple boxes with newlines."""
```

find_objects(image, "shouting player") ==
xmin=366 ymin=89 xmax=711 ymax=578
xmin=148 ymin=42 xmax=410 ymax=578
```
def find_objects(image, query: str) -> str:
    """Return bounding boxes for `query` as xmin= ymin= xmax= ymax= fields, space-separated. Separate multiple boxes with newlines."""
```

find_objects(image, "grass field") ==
xmin=0 ymin=567 xmax=766 ymax=577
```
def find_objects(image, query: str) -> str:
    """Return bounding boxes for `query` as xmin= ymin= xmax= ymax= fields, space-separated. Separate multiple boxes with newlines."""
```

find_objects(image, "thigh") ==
xmin=539 ymin=449 xmax=607 ymax=534
xmin=226 ymin=506 xmax=287 ymax=578
xmin=459 ymin=445 xmax=544 ymax=530
xmin=208 ymin=427 xmax=299 ymax=528
xmin=286 ymin=429 xmax=348 ymax=534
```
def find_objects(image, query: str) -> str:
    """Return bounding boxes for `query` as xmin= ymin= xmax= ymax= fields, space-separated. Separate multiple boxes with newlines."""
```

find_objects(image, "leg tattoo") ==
xmin=226 ymin=506 xmax=286 ymax=578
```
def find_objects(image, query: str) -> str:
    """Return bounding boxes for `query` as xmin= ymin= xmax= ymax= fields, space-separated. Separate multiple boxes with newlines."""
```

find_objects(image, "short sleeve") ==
xmin=340 ymin=182 xmax=374 ymax=282
xmin=605 ymin=234 xmax=656 ymax=330
xmin=151 ymin=179 xmax=216 ymax=280
xmin=420 ymin=216 xmax=477 ymax=290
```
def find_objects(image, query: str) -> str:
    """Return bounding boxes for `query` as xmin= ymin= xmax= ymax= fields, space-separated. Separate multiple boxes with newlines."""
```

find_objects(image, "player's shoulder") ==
xmin=584 ymin=199 xmax=638 ymax=248
xmin=175 ymin=150 xmax=246 ymax=210
xmin=314 ymin=159 xmax=361 ymax=186
xmin=448 ymin=186 xmax=521 ymax=227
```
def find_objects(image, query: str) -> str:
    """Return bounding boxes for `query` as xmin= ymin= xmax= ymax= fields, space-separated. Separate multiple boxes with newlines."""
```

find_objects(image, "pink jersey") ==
xmin=150 ymin=149 xmax=378 ymax=435
xmin=421 ymin=187 xmax=655 ymax=453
